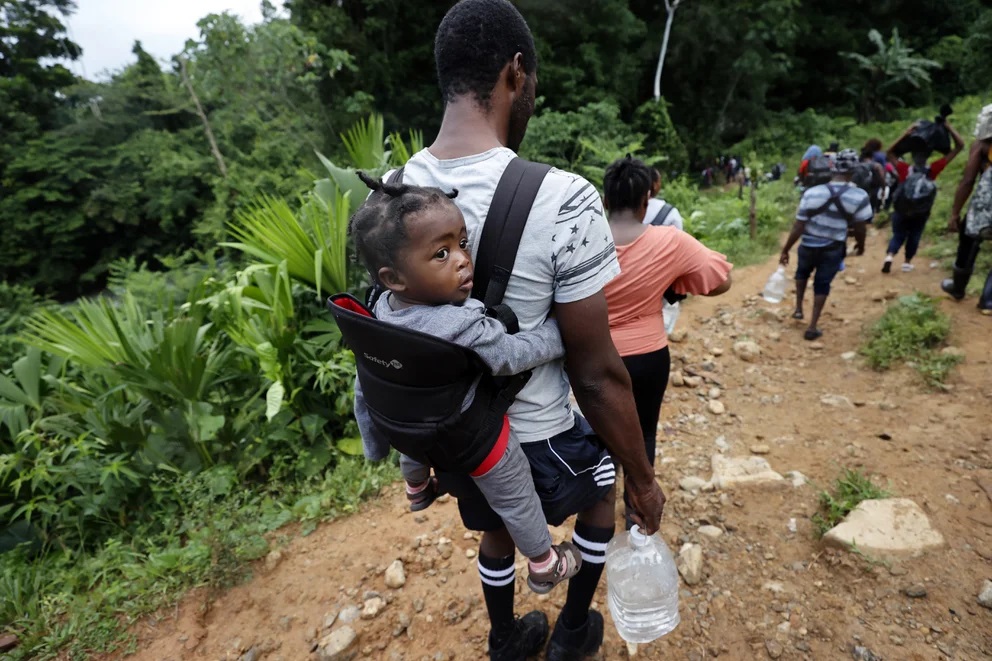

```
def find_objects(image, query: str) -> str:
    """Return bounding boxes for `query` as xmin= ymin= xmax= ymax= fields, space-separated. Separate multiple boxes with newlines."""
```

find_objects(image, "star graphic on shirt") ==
xmin=570 ymin=224 xmax=579 ymax=234
xmin=551 ymin=234 xmax=556 ymax=242
xmin=551 ymin=252 xmax=558 ymax=265
xmin=566 ymin=243 xmax=576 ymax=253
xmin=581 ymin=238 xmax=589 ymax=247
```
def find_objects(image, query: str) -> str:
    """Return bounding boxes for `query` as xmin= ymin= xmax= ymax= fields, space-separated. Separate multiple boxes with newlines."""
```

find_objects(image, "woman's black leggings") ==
xmin=620 ymin=346 xmax=672 ymax=468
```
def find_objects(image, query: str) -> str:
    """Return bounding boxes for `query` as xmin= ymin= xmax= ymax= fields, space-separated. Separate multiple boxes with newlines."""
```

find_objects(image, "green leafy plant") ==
xmin=860 ymin=293 xmax=961 ymax=387
xmin=812 ymin=468 xmax=891 ymax=537
xmin=224 ymin=190 xmax=351 ymax=298
xmin=340 ymin=113 xmax=387 ymax=170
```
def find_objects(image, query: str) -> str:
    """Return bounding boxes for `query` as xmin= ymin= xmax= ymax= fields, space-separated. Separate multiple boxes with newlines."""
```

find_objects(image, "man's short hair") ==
xmin=434 ymin=0 xmax=537 ymax=107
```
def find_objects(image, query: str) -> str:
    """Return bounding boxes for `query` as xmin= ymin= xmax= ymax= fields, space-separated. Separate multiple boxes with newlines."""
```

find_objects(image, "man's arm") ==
xmin=945 ymin=121 xmax=966 ymax=163
xmin=780 ymin=220 xmax=805 ymax=265
xmin=851 ymin=222 xmax=867 ymax=255
xmin=886 ymin=122 xmax=918 ymax=161
xmin=949 ymin=140 xmax=986 ymax=232
xmin=555 ymin=291 xmax=665 ymax=533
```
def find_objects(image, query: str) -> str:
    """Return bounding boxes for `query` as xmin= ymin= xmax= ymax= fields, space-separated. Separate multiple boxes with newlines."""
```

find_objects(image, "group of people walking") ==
xmin=784 ymin=106 xmax=992 ymax=342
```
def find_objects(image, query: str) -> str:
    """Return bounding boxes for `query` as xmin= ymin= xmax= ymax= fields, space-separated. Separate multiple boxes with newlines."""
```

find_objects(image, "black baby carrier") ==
xmin=328 ymin=158 xmax=551 ymax=474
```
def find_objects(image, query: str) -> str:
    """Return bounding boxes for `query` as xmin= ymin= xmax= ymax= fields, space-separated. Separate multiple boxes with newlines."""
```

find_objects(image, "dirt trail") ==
xmin=119 ymin=227 xmax=992 ymax=661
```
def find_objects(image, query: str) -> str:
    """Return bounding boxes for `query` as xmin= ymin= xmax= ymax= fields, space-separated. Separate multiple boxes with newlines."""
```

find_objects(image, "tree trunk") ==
xmin=179 ymin=57 xmax=228 ymax=179
xmin=653 ymin=0 xmax=682 ymax=101
xmin=749 ymin=178 xmax=758 ymax=240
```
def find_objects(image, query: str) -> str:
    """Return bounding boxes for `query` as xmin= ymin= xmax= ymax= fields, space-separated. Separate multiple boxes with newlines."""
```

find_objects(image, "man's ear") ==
xmin=509 ymin=52 xmax=526 ymax=92
xmin=378 ymin=266 xmax=405 ymax=292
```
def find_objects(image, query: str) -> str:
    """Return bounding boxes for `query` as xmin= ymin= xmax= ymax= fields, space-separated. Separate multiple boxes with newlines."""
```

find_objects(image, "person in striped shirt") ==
xmin=780 ymin=149 xmax=872 ymax=341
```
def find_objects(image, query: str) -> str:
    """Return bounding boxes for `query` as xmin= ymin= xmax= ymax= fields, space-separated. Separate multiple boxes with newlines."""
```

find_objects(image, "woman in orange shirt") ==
xmin=602 ymin=157 xmax=733 ymax=526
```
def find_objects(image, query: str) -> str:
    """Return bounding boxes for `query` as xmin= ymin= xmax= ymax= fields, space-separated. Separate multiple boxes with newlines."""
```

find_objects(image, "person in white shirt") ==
xmin=642 ymin=168 xmax=684 ymax=230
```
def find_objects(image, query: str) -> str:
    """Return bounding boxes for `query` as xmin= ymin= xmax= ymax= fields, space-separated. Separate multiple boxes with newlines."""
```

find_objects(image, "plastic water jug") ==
xmin=605 ymin=526 xmax=681 ymax=643
xmin=762 ymin=266 xmax=788 ymax=304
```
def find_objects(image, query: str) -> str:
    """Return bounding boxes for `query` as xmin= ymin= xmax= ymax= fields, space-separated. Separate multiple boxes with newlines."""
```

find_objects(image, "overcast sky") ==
xmin=67 ymin=0 xmax=274 ymax=79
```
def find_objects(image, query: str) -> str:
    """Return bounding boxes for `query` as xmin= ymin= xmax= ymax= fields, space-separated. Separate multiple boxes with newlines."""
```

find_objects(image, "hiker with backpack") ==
xmin=336 ymin=3 xmax=666 ymax=659
xmin=881 ymin=118 xmax=965 ymax=273
xmin=940 ymin=103 xmax=992 ymax=313
xmin=602 ymin=157 xmax=732 ymax=528
xmin=798 ymin=145 xmax=834 ymax=192
xmin=644 ymin=167 xmax=684 ymax=230
xmin=780 ymin=149 xmax=871 ymax=341
xmin=856 ymin=143 xmax=886 ymax=214
xmin=349 ymin=172 xmax=583 ymax=596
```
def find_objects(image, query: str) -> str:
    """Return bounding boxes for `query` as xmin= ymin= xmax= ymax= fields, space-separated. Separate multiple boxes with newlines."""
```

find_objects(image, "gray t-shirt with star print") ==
xmin=385 ymin=147 xmax=620 ymax=444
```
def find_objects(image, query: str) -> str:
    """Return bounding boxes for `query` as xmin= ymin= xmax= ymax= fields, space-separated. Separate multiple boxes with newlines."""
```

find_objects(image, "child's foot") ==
xmin=901 ymin=263 xmax=914 ymax=272
xmin=406 ymin=477 xmax=440 ymax=512
xmin=804 ymin=328 xmax=823 ymax=341
xmin=881 ymin=256 xmax=893 ymax=273
xmin=527 ymin=542 xmax=582 ymax=595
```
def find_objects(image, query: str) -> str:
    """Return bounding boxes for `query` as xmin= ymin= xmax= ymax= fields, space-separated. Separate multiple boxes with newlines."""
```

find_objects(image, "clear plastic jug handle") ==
xmin=629 ymin=525 xmax=649 ymax=548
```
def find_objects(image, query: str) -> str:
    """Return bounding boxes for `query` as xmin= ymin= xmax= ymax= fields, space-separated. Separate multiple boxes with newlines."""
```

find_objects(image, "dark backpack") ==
xmin=892 ymin=119 xmax=952 ymax=157
xmin=328 ymin=158 xmax=551 ymax=473
xmin=804 ymin=154 xmax=833 ymax=187
xmin=893 ymin=170 xmax=937 ymax=218
xmin=850 ymin=162 xmax=875 ymax=192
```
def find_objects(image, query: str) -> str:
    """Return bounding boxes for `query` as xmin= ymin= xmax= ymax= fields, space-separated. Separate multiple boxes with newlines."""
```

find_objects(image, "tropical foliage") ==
xmin=1 ymin=0 xmax=989 ymax=657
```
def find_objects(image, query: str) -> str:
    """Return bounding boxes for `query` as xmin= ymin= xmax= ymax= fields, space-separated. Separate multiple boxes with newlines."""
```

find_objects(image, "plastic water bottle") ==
xmin=605 ymin=526 xmax=681 ymax=643
xmin=762 ymin=266 xmax=788 ymax=304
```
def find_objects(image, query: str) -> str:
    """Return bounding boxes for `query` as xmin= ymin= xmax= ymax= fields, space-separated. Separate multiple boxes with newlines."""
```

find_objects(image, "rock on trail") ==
xmin=822 ymin=498 xmax=945 ymax=557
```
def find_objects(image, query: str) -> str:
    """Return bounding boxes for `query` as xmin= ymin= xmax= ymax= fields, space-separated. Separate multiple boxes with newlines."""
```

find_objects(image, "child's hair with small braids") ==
xmin=349 ymin=171 xmax=459 ymax=284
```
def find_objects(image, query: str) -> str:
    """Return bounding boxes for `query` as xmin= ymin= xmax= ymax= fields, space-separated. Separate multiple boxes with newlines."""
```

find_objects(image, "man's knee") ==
xmin=480 ymin=527 xmax=514 ymax=558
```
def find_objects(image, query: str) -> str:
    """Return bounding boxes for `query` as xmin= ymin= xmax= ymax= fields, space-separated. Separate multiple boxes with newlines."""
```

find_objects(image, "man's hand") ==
xmin=779 ymin=249 xmax=790 ymax=266
xmin=948 ymin=212 xmax=961 ymax=233
xmin=624 ymin=474 xmax=666 ymax=534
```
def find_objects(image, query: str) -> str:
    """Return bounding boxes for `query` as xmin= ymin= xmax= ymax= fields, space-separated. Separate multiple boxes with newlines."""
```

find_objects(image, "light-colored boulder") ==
xmin=820 ymin=394 xmax=854 ymax=409
xmin=822 ymin=498 xmax=945 ymax=557
xmin=697 ymin=525 xmax=723 ymax=539
xmin=978 ymin=580 xmax=992 ymax=609
xmin=384 ymin=560 xmax=406 ymax=589
xmin=677 ymin=543 xmax=703 ymax=585
xmin=679 ymin=476 xmax=708 ymax=492
xmin=709 ymin=455 xmax=785 ymax=489
xmin=732 ymin=340 xmax=761 ymax=362
xmin=316 ymin=626 xmax=357 ymax=661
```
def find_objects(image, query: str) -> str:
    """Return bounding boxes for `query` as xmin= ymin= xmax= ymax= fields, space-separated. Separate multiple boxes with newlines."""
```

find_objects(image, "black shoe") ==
xmin=941 ymin=266 xmax=972 ymax=301
xmin=881 ymin=259 xmax=892 ymax=274
xmin=546 ymin=610 xmax=604 ymax=661
xmin=979 ymin=269 xmax=992 ymax=312
xmin=489 ymin=611 xmax=549 ymax=661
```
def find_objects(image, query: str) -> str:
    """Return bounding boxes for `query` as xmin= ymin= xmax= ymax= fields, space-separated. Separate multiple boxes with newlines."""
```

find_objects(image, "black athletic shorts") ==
xmin=436 ymin=413 xmax=616 ymax=530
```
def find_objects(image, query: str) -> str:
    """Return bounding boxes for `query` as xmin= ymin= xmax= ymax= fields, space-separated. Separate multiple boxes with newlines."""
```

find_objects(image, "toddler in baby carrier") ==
xmin=329 ymin=160 xmax=582 ymax=595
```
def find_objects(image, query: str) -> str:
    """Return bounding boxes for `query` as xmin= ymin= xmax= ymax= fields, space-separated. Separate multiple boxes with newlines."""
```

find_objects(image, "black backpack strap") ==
xmin=386 ymin=166 xmax=405 ymax=184
xmin=472 ymin=158 xmax=552 ymax=309
xmin=650 ymin=202 xmax=675 ymax=226
xmin=809 ymin=184 xmax=855 ymax=225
